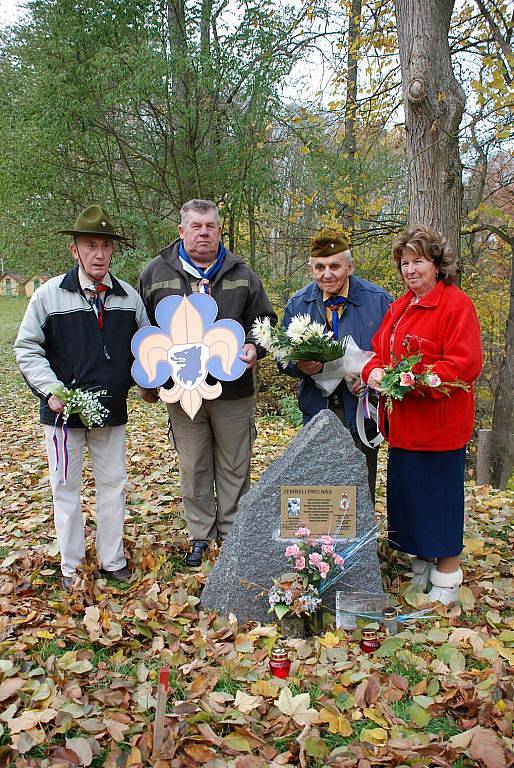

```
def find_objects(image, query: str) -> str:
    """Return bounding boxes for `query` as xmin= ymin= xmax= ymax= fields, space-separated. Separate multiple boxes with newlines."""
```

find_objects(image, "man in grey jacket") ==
xmin=138 ymin=199 xmax=277 ymax=566
xmin=15 ymin=205 xmax=149 ymax=591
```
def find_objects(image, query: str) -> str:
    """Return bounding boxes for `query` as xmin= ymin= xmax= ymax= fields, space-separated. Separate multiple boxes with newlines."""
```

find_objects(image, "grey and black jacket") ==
xmin=15 ymin=265 xmax=149 ymax=427
xmin=138 ymin=239 xmax=277 ymax=400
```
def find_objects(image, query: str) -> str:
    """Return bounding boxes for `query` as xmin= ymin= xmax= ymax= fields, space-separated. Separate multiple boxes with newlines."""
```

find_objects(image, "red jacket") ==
xmin=361 ymin=281 xmax=482 ymax=451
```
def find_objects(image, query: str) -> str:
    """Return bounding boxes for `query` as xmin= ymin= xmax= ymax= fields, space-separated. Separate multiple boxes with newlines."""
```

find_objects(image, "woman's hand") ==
xmin=367 ymin=367 xmax=385 ymax=391
xmin=298 ymin=360 xmax=323 ymax=375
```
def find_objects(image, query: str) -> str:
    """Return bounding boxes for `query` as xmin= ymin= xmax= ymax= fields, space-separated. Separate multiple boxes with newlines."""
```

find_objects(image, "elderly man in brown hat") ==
xmin=280 ymin=229 xmax=392 ymax=501
xmin=15 ymin=204 xmax=149 ymax=591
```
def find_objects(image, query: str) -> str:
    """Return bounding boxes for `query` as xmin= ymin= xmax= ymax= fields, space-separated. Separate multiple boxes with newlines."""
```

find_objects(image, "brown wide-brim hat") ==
xmin=58 ymin=204 xmax=128 ymax=242
xmin=310 ymin=228 xmax=350 ymax=259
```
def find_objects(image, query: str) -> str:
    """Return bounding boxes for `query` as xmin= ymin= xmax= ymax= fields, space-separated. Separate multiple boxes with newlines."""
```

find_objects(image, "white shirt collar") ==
xmin=78 ymin=267 xmax=113 ymax=292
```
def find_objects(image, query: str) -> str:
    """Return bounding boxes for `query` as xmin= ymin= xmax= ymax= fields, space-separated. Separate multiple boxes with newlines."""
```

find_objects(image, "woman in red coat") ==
xmin=362 ymin=226 xmax=482 ymax=605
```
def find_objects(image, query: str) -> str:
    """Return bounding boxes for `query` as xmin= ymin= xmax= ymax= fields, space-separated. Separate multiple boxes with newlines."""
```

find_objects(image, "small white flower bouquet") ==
xmin=252 ymin=314 xmax=348 ymax=366
xmin=49 ymin=384 xmax=109 ymax=427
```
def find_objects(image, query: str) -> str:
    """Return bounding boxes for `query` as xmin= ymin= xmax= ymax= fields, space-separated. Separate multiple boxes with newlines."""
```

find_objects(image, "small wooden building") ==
xmin=0 ymin=272 xmax=27 ymax=297
xmin=24 ymin=274 xmax=50 ymax=297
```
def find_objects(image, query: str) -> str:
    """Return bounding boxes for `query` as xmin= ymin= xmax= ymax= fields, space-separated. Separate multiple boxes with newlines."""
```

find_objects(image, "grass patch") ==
xmin=214 ymin=672 xmax=240 ymax=696
xmin=383 ymin=654 xmax=426 ymax=686
xmin=91 ymin=646 xmax=112 ymax=666
xmin=389 ymin=698 xmax=412 ymax=723
xmin=426 ymin=715 xmax=461 ymax=738
xmin=0 ymin=296 xmax=28 ymax=344
xmin=288 ymin=681 xmax=322 ymax=707
xmin=37 ymin=639 xmax=73 ymax=662
xmin=389 ymin=701 xmax=461 ymax=737
xmin=273 ymin=736 xmax=292 ymax=753
xmin=91 ymin=748 xmax=109 ymax=768
xmin=111 ymin=661 xmax=138 ymax=676
xmin=409 ymin=642 xmax=431 ymax=654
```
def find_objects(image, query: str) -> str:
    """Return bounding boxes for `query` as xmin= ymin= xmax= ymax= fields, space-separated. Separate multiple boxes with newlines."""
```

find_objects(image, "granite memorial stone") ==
xmin=201 ymin=409 xmax=382 ymax=623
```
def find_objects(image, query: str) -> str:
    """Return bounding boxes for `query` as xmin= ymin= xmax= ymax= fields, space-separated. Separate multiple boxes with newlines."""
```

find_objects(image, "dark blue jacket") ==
xmin=281 ymin=275 xmax=392 ymax=429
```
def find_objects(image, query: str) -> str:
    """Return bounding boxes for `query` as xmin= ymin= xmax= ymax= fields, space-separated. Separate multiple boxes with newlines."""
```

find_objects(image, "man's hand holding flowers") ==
xmin=48 ymin=394 xmax=65 ymax=414
xmin=298 ymin=360 xmax=323 ymax=375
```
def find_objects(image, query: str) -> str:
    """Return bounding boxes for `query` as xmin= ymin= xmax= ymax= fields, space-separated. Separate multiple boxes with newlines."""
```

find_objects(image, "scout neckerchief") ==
xmin=323 ymin=277 xmax=350 ymax=339
xmin=178 ymin=240 xmax=226 ymax=293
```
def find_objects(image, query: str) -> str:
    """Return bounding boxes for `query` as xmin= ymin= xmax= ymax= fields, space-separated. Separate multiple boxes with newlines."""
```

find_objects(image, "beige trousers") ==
xmin=167 ymin=397 xmax=256 ymax=541
xmin=43 ymin=424 xmax=127 ymax=577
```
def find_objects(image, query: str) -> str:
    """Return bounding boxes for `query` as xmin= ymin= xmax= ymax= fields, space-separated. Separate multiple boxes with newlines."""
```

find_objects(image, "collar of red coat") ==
xmin=395 ymin=280 xmax=447 ymax=313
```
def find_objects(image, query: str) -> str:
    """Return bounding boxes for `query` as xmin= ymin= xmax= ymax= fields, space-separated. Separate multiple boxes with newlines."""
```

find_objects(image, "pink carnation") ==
xmin=399 ymin=371 xmax=415 ymax=387
xmin=295 ymin=556 xmax=306 ymax=571
xmin=285 ymin=544 xmax=300 ymax=558
xmin=296 ymin=527 xmax=311 ymax=537
xmin=318 ymin=562 xmax=330 ymax=578
xmin=425 ymin=373 xmax=441 ymax=387
xmin=319 ymin=535 xmax=334 ymax=544
xmin=309 ymin=552 xmax=323 ymax=565
xmin=322 ymin=543 xmax=334 ymax=555
xmin=333 ymin=554 xmax=344 ymax=567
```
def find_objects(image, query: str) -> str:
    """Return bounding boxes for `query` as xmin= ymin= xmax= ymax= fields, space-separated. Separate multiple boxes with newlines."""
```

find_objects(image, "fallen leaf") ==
xmin=183 ymin=743 xmax=216 ymax=762
xmin=66 ymin=737 xmax=93 ymax=766
xmin=104 ymin=718 xmax=130 ymax=742
xmin=234 ymin=690 xmax=263 ymax=714
xmin=0 ymin=677 xmax=24 ymax=702
xmin=469 ymin=727 xmax=507 ymax=768
xmin=222 ymin=732 xmax=252 ymax=752
xmin=274 ymin=687 xmax=319 ymax=726
xmin=318 ymin=707 xmax=352 ymax=736
xmin=250 ymin=680 xmax=279 ymax=698
xmin=319 ymin=632 xmax=340 ymax=648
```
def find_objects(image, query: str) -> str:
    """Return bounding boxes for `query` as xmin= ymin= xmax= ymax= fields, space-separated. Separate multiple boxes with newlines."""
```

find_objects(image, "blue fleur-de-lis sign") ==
xmin=131 ymin=294 xmax=247 ymax=419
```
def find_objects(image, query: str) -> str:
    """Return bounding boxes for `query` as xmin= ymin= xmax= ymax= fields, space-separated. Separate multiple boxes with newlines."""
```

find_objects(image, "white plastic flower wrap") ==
xmin=311 ymin=336 xmax=375 ymax=397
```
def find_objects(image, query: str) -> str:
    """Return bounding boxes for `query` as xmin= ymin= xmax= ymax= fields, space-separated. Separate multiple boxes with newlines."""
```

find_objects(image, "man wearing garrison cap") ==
xmin=15 ymin=205 xmax=150 ymax=591
xmin=280 ymin=229 xmax=392 ymax=501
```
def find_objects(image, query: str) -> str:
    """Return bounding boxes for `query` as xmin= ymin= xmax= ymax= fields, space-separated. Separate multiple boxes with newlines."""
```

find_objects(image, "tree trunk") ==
xmin=248 ymin=198 xmax=257 ymax=269
xmin=490 ymin=238 xmax=514 ymax=488
xmin=395 ymin=0 xmax=466 ymax=257
xmin=228 ymin=204 xmax=236 ymax=253
xmin=343 ymin=0 xmax=362 ymax=160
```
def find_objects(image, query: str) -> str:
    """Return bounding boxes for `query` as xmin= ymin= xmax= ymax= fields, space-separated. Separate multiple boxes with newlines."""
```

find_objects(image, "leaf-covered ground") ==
xmin=0 ymin=298 xmax=513 ymax=768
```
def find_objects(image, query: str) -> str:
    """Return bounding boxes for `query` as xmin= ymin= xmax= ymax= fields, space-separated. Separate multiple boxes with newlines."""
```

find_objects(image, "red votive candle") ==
xmin=360 ymin=628 xmax=381 ymax=654
xmin=269 ymin=643 xmax=291 ymax=678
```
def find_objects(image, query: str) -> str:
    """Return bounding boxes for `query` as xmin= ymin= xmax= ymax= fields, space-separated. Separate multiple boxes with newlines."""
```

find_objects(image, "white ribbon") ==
xmin=356 ymin=390 xmax=384 ymax=449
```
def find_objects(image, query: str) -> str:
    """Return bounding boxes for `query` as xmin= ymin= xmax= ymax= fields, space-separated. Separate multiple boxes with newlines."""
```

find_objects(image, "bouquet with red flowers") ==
xmin=379 ymin=352 xmax=469 ymax=413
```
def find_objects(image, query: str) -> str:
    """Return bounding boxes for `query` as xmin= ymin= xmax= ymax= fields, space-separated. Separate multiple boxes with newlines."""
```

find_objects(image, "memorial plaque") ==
xmin=280 ymin=485 xmax=357 ymax=538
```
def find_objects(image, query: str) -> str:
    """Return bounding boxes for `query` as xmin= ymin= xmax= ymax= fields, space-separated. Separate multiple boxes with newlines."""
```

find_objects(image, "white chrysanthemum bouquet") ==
xmin=253 ymin=314 xmax=348 ymax=366
xmin=49 ymin=384 xmax=109 ymax=427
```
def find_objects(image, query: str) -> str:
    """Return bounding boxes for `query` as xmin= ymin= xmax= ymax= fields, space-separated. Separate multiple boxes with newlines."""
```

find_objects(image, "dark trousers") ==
xmin=330 ymin=405 xmax=378 ymax=504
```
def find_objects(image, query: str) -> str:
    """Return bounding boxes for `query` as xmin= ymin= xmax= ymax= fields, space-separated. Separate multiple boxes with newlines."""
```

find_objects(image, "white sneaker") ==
xmin=426 ymin=567 xmax=463 ymax=606
xmin=410 ymin=558 xmax=431 ymax=590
